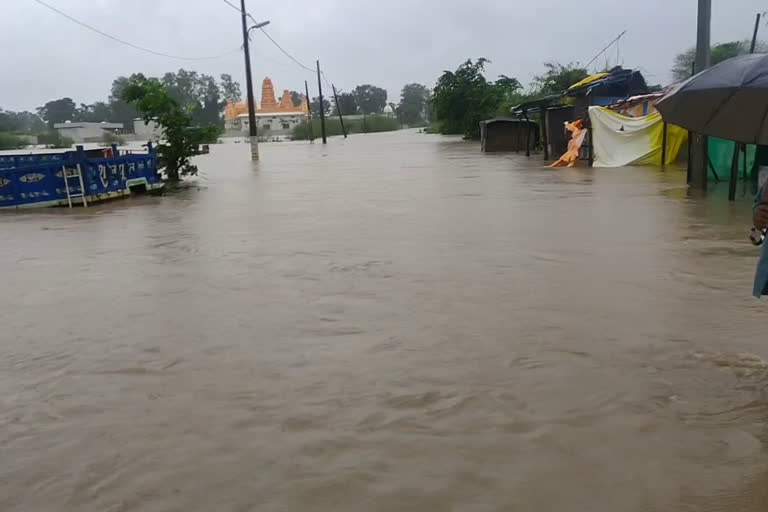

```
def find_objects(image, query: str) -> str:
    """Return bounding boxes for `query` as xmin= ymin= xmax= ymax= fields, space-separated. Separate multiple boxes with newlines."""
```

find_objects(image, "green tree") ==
xmin=161 ymin=69 xmax=224 ymax=126
xmin=37 ymin=98 xmax=78 ymax=126
xmin=0 ymin=109 xmax=45 ymax=134
xmin=109 ymin=76 xmax=140 ymax=132
xmin=220 ymin=73 xmax=242 ymax=103
xmin=333 ymin=92 xmax=357 ymax=115
xmin=311 ymin=96 xmax=331 ymax=116
xmin=122 ymin=74 xmax=219 ymax=182
xmin=431 ymin=58 xmax=505 ymax=139
xmin=78 ymin=101 xmax=112 ymax=122
xmin=353 ymin=84 xmax=387 ymax=114
xmin=289 ymin=91 xmax=304 ymax=107
xmin=397 ymin=83 xmax=430 ymax=125
xmin=671 ymin=40 xmax=768 ymax=81
xmin=532 ymin=62 xmax=588 ymax=94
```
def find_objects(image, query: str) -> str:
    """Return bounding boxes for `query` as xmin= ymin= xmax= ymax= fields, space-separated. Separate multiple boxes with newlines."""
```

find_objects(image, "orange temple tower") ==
xmin=225 ymin=77 xmax=309 ymax=120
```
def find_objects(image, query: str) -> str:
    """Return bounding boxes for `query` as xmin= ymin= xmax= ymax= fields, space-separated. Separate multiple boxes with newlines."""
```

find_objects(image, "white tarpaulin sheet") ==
xmin=588 ymin=106 xmax=662 ymax=167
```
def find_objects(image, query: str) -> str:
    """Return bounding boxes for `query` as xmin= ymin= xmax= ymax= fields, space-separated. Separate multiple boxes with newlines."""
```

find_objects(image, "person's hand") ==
xmin=755 ymin=205 xmax=768 ymax=229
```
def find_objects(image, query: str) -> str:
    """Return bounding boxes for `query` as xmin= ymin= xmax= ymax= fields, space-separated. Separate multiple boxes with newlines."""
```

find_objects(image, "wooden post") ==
xmin=742 ymin=144 xmax=749 ymax=180
xmin=541 ymin=108 xmax=549 ymax=161
xmin=331 ymin=84 xmax=347 ymax=138
xmin=522 ymin=110 xmax=531 ymax=157
xmin=661 ymin=122 xmax=668 ymax=167
xmin=729 ymin=141 xmax=740 ymax=200
xmin=304 ymin=80 xmax=314 ymax=143
xmin=316 ymin=60 xmax=327 ymax=144
xmin=708 ymin=157 xmax=720 ymax=183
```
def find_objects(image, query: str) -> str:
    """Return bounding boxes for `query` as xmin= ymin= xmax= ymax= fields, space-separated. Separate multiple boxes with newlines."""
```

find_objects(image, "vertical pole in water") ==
xmin=687 ymin=61 xmax=695 ymax=183
xmin=729 ymin=141 xmax=740 ymax=200
xmin=691 ymin=0 xmax=712 ymax=190
xmin=523 ymin=110 xmax=531 ymax=157
xmin=541 ymin=108 xmax=549 ymax=161
xmin=316 ymin=60 xmax=327 ymax=144
xmin=331 ymin=84 xmax=347 ymax=138
xmin=304 ymin=80 xmax=314 ymax=143
xmin=751 ymin=13 xmax=762 ymax=53
xmin=241 ymin=0 xmax=259 ymax=160
xmin=661 ymin=122 xmax=668 ymax=168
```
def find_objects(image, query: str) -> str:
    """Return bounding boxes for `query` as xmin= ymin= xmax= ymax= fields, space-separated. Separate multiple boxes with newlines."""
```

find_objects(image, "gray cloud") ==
xmin=1 ymin=0 xmax=766 ymax=111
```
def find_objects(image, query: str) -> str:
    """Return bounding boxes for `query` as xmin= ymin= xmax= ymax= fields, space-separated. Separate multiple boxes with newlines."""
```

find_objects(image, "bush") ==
xmin=423 ymin=121 xmax=443 ymax=134
xmin=360 ymin=115 xmax=400 ymax=133
xmin=0 ymin=132 xmax=27 ymax=150
xmin=38 ymin=130 xmax=74 ymax=149
xmin=190 ymin=124 xmax=223 ymax=144
xmin=291 ymin=115 xmax=400 ymax=140
xmin=102 ymin=131 xmax=125 ymax=146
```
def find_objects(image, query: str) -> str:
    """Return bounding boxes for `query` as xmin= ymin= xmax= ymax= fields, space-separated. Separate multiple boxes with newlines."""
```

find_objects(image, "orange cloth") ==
xmin=551 ymin=120 xmax=587 ymax=167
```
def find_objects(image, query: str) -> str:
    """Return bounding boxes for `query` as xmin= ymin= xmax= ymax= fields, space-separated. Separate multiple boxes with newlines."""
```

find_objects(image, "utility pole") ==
xmin=316 ymin=60 xmax=327 ymax=144
xmin=690 ymin=0 xmax=711 ymax=190
xmin=331 ymin=84 xmax=347 ymax=138
xmin=239 ymin=0 xmax=269 ymax=161
xmin=751 ymin=12 xmax=762 ymax=53
xmin=304 ymin=80 xmax=315 ymax=143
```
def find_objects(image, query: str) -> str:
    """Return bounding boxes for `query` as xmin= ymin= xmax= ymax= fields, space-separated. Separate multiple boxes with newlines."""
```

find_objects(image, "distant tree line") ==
xmin=429 ymin=57 xmax=589 ymax=139
xmin=0 ymin=69 xmax=241 ymax=150
xmin=671 ymin=39 xmax=768 ymax=81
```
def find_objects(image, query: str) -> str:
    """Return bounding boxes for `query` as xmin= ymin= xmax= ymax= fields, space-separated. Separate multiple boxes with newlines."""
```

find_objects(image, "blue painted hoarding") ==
xmin=0 ymin=146 xmax=163 ymax=209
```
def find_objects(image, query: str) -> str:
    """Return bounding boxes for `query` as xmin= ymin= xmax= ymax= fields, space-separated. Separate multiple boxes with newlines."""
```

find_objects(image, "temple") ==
xmin=225 ymin=77 xmax=309 ymax=136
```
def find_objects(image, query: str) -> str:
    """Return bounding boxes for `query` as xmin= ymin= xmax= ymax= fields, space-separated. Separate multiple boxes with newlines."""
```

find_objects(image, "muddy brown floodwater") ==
xmin=2 ymin=130 xmax=768 ymax=511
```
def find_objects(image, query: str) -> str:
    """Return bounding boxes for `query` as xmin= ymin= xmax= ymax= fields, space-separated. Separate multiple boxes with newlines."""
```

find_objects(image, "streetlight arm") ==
xmin=247 ymin=20 xmax=270 ymax=36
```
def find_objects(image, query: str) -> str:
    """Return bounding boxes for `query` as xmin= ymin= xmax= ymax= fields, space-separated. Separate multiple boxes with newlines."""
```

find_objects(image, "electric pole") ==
xmin=304 ymin=80 xmax=315 ymax=143
xmin=316 ymin=60 xmax=327 ymax=144
xmin=751 ymin=13 xmax=762 ymax=53
xmin=331 ymin=84 xmax=347 ymax=138
xmin=240 ymin=0 xmax=269 ymax=161
xmin=690 ymin=0 xmax=711 ymax=190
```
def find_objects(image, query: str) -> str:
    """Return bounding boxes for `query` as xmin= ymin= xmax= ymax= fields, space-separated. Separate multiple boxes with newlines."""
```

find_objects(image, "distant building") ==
xmin=382 ymin=104 xmax=395 ymax=118
xmin=225 ymin=77 xmax=309 ymax=136
xmin=133 ymin=118 xmax=163 ymax=141
xmin=53 ymin=121 xmax=124 ymax=143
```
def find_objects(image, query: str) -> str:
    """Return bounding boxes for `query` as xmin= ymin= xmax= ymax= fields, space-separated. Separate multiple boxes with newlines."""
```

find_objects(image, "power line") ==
xmin=33 ymin=0 xmax=241 ymax=61
xmin=219 ymin=0 xmax=338 ymax=97
xmin=258 ymin=28 xmax=315 ymax=73
xmin=220 ymin=0 xmax=314 ymax=73
xmin=220 ymin=0 xmax=242 ymax=14
xmin=584 ymin=30 xmax=627 ymax=71
xmin=320 ymin=71 xmax=333 ymax=90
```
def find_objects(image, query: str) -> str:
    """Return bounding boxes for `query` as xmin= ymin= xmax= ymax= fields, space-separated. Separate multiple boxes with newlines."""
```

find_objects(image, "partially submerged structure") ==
xmin=480 ymin=118 xmax=539 ymax=153
xmin=487 ymin=67 xmax=657 ymax=165
xmin=0 ymin=144 xmax=162 ymax=209
xmin=54 ymin=121 xmax=124 ymax=143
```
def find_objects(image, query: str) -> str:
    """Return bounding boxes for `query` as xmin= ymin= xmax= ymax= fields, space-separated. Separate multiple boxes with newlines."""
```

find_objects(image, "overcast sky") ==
xmin=1 ymin=0 xmax=766 ymax=112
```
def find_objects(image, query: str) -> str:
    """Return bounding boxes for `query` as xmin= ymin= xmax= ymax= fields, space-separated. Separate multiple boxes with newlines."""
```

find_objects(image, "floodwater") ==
xmin=2 ymin=130 xmax=768 ymax=511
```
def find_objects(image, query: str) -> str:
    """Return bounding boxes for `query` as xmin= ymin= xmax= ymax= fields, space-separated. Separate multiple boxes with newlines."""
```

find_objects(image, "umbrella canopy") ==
xmin=656 ymin=53 xmax=768 ymax=145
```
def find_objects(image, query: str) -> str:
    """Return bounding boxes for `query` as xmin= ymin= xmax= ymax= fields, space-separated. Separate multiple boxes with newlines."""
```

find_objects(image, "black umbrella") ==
xmin=656 ymin=53 xmax=768 ymax=145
